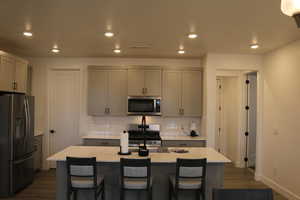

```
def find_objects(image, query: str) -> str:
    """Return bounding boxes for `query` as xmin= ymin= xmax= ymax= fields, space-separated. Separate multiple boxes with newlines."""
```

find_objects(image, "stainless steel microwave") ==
xmin=127 ymin=97 xmax=161 ymax=116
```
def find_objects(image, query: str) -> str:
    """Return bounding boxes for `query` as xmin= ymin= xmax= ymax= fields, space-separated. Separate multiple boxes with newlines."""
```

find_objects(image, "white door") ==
xmin=215 ymin=79 xmax=222 ymax=153
xmin=49 ymin=69 xmax=81 ymax=168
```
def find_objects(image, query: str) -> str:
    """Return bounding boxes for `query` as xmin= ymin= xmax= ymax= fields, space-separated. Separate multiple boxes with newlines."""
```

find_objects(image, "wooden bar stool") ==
xmin=66 ymin=157 xmax=105 ymax=200
xmin=169 ymin=158 xmax=207 ymax=200
xmin=120 ymin=158 xmax=152 ymax=200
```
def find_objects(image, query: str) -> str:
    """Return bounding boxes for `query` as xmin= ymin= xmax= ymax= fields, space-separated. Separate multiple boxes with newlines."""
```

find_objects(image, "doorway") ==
xmin=48 ymin=69 xmax=81 ymax=168
xmin=245 ymin=73 xmax=257 ymax=170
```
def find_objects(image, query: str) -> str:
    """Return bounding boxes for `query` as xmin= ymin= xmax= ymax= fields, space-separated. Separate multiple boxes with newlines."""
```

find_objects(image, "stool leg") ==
xmin=102 ymin=184 xmax=105 ymax=200
xmin=73 ymin=191 xmax=77 ymax=200
xmin=148 ymin=187 xmax=152 ymax=200
xmin=169 ymin=185 xmax=172 ymax=200
xmin=120 ymin=189 xmax=124 ymax=200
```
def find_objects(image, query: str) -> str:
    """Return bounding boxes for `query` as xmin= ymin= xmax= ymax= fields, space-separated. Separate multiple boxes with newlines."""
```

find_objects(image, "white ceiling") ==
xmin=0 ymin=0 xmax=299 ymax=58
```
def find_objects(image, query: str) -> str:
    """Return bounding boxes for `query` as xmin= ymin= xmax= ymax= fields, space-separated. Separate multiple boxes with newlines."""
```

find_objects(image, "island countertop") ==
xmin=82 ymin=134 xmax=207 ymax=141
xmin=47 ymin=146 xmax=230 ymax=163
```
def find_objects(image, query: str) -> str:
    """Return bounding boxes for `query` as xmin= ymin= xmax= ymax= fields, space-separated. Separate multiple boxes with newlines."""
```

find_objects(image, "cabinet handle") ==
xmin=142 ymin=88 xmax=145 ymax=94
xmin=144 ymin=88 xmax=147 ymax=94
xmin=12 ymin=81 xmax=17 ymax=90
xmin=179 ymin=108 xmax=182 ymax=115
xmin=108 ymin=108 xmax=110 ymax=114
xmin=182 ymin=108 xmax=184 ymax=115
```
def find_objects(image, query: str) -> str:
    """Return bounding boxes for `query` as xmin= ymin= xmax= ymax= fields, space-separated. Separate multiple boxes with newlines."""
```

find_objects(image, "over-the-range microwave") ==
xmin=127 ymin=96 xmax=161 ymax=116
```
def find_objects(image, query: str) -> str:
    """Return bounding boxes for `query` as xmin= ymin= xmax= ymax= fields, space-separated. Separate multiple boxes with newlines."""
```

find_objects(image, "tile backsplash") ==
xmin=86 ymin=116 xmax=202 ymax=137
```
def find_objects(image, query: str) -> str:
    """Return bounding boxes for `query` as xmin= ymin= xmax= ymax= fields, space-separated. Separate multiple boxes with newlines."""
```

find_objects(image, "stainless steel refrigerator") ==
xmin=0 ymin=93 xmax=35 ymax=197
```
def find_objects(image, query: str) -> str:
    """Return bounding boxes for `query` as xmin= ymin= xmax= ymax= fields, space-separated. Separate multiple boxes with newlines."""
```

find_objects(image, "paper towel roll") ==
xmin=120 ymin=131 xmax=129 ymax=154
xmin=190 ymin=122 xmax=197 ymax=130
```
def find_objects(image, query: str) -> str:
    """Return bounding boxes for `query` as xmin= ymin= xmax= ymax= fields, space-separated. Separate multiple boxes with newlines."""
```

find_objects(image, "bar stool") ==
xmin=66 ymin=157 xmax=105 ymax=200
xmin=120 ymin=158 xmax=152 ymax=200
xmin=169 ymin=158 xmax=207 ymax=200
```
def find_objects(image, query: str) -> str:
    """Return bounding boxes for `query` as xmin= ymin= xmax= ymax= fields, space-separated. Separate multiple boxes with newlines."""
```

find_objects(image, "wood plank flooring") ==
xmin=2 ymin=164 xmax=287 ymax=200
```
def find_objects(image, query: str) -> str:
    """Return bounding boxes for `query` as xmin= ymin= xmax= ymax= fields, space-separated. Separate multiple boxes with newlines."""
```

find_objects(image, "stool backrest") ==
xmin=176 ymin=158 xmax=207 ymax=178
xmin=120 ymin=158 xmax=151 ymax=189
xmin=66 ymin=157 xmax=97 ymax=188
xmin=212 ymin=189 xmax=273 ymax=200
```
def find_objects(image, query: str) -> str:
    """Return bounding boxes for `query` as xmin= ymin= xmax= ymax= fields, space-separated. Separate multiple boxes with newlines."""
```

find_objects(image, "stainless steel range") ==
xmin=127 ymin=124 xmax=161 ymax=147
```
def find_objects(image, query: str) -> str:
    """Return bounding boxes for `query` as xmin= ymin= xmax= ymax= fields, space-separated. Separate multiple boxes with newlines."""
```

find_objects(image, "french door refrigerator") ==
xmin=0 ymin=93 xmax=35 ymax=197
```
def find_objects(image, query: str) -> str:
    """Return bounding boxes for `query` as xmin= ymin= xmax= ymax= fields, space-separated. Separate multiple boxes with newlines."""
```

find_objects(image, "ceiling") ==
xmin=0 ymin=0 xmax=299 ymax=58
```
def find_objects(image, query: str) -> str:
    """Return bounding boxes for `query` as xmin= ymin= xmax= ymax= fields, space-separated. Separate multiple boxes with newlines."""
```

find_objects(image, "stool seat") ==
xmin=123 ymin=177 xmax=152 ymax=189
xmin=72 ymin=175 xmax=104 ymax=189
xmin=169 ymin=175 xmax=202 ymax=190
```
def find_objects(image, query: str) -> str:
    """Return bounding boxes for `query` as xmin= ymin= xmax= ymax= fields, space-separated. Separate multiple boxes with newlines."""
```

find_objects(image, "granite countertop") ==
xmin=82 ymin=135 xmax=207 ymax=141
xmin=47 ymin=146 xmax=230 ymax=163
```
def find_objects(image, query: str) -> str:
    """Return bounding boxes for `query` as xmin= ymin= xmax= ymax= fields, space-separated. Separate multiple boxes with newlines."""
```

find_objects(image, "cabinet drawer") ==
xmin=162 ymin=140 xmax=206 ymax=147
xmin=83 ymin=139 xmax=120 ymax=146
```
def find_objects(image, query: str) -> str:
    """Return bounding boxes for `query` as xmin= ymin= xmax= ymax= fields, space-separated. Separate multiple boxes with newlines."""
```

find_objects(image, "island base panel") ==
xmin=56 ymin=161 xmax=224 ymax=200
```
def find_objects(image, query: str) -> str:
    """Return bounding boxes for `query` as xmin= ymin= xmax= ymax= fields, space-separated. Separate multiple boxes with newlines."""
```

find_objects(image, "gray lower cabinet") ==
xmin=34 ymin=135 xmax=43 ymax=171
xmin=162 ymin=140 xmax=206 ymax=147
xmin=83 ymin=139 xmax=120 ymax=146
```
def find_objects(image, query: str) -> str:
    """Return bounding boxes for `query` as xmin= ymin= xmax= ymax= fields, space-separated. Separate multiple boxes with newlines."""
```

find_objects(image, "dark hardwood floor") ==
xmin=2 ymin=164 xmax=286 ymax=200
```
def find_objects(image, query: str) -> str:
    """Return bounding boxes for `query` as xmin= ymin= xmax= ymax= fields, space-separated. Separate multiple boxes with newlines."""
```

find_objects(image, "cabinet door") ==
xmin=108 ymin=70 xmax=127 ymax=116
xmin=144 ymin=70 xmax=161 ymax=96
xmin=182 ymin=71 xmax=202 ymax=117
xmin=127 ymin=70 xmax=144 ymax=96
xmin=0 ymin=56 xmax=15 ymax=92
xmin=15 ymin=60 xmax=28 ymax=93
xmin=87 ymin=70 xmax=108 ymax=116
xmin=163 ymin=71 xmax=182 ymax=116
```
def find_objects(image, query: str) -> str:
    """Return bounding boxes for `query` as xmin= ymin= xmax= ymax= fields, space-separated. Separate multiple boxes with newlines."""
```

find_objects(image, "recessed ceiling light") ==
xmin=104 ymin=32 xmax=114 ymax=37
xmin=178 ymin=50 xmax=185 ymax=54
xmin=250 ymin=44 xmax=259 ymax=49
xmin=113 ymin=49 xmax=121 ymax=54
xmin=23 ymin=31 xmax=33 ymax=37
xmin=51 ymin=48 xmax=60 ymax=53
xmin=188 ymin=33 xmax=198 ymax=39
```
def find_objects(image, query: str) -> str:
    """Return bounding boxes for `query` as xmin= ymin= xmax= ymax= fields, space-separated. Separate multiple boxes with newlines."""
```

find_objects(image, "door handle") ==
xmin=50 ymin=130 xmax=56 ymax=134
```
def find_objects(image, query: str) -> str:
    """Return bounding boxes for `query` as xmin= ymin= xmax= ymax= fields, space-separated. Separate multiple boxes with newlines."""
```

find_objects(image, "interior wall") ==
xmin=221 ymin=77 xmax=239 ymax=164
xmin=262 ymin=40 xmax=300 ymax=200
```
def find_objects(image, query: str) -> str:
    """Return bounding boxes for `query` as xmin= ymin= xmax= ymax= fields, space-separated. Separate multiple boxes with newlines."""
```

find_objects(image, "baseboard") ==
xmin=261 ymin=175 xmax=300 ymax=200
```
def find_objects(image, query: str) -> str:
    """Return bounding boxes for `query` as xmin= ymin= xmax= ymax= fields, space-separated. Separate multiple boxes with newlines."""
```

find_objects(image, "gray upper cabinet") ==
xmin=128 ymin=69 xmax=161 ymax=96
xmin=15 ymin=59 xmax=28 ymax=93
xmin=87 ymin=67 xmax=127 ymax=116
xmin=127 ymin=70 xmax=144 ymax=96
xmin=182 ymin=71 xmax=202 ymax=117
xmin=163 ymin=71 xmax=182 ymax=116
xmin=108 ymin=70 xmax=127 ymax=115
xmin=163 ymin=70 xmax=202 ymax=117
xmin=88 ymin=70 xmax=108 ymax=116
xmin=0 ymin=56 xmax=15 ymax=92
xmin=0 ymin=54 xmax=28 ymax=93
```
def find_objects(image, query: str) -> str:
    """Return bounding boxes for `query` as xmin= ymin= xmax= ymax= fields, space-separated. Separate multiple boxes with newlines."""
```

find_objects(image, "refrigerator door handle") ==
xmin=24 ymin=97 xmax=29 ymax=144
xmin=13 ymin=154 xmax=34 ymax=164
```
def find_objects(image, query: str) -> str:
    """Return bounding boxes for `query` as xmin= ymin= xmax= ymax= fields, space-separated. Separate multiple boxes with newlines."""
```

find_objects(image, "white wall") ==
xmin=261 ymin=40 xmax=300 ymax=200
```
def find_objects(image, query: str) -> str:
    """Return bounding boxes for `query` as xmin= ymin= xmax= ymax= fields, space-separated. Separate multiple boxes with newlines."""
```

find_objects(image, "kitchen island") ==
xmin=47 ymin=146 xmax=230 ymax=200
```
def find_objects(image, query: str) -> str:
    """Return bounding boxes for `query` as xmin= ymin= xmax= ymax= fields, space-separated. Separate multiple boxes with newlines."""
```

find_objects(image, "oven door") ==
xmin=127 ymin=97 xmax=161 ymax=115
